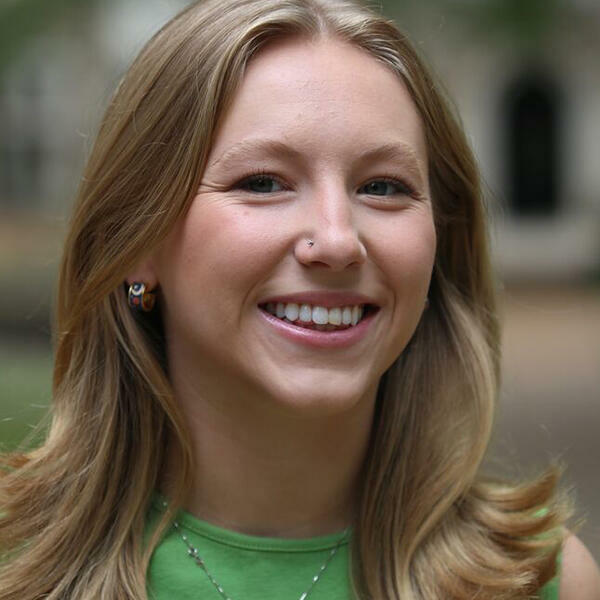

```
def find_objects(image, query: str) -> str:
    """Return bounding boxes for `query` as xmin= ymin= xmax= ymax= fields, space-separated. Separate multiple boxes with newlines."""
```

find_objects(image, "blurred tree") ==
xmin=382 ymin=0 xmax=563 ymax=51
xmin=450 ymin=0 xmax=561 ymax=48
xmin=0 ymin=0 xmax=99 ymax=74
xmin=0 ymin=0 xmax=572 ymax=74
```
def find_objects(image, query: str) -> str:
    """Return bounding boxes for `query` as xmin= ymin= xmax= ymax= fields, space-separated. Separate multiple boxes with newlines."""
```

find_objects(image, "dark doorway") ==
xmin=504 ymin=70 xmax=562 ymax=217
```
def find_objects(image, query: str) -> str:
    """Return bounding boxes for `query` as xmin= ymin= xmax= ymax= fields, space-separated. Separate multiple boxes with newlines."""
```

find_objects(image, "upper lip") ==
xmin=258 ymin=291 xmax=379 ymax=308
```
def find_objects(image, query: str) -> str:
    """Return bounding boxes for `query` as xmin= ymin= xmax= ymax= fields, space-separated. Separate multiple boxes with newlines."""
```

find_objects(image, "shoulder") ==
xmin=559 ymin=533 xmax=600 ymax=600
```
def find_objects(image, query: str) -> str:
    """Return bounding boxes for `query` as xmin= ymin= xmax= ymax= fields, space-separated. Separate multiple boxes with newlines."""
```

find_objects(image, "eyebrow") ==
xmin=354 ymin=142 xmax=426 ymax=185
xmin=207 ymin=138 xmax=426 ymax=184
xmin=207 ymin=139 xmax=303 ymax=170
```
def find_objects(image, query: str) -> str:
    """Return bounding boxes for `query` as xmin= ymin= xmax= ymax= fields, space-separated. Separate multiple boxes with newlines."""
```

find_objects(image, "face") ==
xmin=144 ymin=37 xmax=436 ymax=416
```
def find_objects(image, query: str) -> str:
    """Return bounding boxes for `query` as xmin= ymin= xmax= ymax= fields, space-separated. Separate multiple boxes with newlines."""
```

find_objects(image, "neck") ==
xmin=161 ymin=366 xmax=376 ymax=538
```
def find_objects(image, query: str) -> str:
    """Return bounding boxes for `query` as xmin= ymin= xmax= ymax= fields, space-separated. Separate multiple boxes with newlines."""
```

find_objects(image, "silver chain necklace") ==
xmin=163 ymin=501 xmax=349 ymax=600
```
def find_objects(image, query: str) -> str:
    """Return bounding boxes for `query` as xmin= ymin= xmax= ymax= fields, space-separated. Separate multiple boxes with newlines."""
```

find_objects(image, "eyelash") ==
xmin=361 ymin=175 xmax=416 ymax=198
xmin=235 ymin=169 xmax=417 ymax=198
xmin=236 ymin=169 xmax=288 ymax=192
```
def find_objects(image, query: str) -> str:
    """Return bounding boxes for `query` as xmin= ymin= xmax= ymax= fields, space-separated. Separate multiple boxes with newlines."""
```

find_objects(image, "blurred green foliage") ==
xmin=0 ymin=0 xmax=565 ymax=76
xmin=0 ymin=0 xmax=97 ymax=74
xmin=442 ymin=0 xmax=561 ymax=48
xmin=383 ymin=0 xmax=563 ymax=50
xmin=0 ymin=340 xmax=52 ymax=451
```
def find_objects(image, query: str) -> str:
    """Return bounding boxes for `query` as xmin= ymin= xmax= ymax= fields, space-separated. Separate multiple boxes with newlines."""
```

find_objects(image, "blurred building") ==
xmin=388 ymin=0 xmax=600 ymax=283
xmin=1 ymin=0 xmax=600 ymax=282
xmin=0 ymin=0 xmax=599 ymax=560
xmin=0 ymin=0 xmax=189 ymax=216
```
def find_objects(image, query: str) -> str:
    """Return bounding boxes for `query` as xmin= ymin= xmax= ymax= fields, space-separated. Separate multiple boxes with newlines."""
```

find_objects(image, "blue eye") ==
xmin=359 ymin=180 xmax=412 ymax=196
xmin=239 ymin=175 xmax=285 ymax=193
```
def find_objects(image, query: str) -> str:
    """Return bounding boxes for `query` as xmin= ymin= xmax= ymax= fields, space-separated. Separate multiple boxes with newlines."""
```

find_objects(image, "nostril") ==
xmin=294 ymin=231 xmax=367 ymax=271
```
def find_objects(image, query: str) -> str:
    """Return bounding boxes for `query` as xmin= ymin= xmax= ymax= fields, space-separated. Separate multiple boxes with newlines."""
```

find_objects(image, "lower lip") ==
xmin=258 ymin=308 xmax=377 ymax=349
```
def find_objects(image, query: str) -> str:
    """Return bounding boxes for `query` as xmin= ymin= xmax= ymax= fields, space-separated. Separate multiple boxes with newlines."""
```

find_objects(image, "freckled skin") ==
xmin=147 ymin=37 xmax=436 ymax=418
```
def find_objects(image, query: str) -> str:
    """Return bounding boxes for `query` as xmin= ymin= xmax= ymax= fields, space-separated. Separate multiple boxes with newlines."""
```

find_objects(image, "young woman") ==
xmin=1 ymin=0 xmax=599 ymax=598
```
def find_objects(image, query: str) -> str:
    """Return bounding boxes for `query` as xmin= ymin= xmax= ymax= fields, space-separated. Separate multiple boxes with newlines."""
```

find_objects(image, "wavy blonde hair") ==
xmin=0 ymin=0 xmax=571 ymax=598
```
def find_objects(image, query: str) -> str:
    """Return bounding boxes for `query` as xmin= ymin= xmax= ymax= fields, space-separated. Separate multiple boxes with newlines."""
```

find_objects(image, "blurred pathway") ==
xmin=490 ymin=285 xmax=600 ymax=559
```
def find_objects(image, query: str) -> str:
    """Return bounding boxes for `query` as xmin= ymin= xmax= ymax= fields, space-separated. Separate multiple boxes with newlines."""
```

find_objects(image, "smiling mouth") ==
xmin=258 ymin=302 xmax=378 ymax=331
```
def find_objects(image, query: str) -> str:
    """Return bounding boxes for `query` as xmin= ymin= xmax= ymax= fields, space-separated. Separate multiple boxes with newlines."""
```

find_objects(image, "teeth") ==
xmin=276 ymin=302 xmax=286 ymax=318
xmin=328 ymin=307 xmax=342 ymax=325
xmin=312 ymin=306 xmax=329 ymax=325
xmin=299 ymin=303 xmax=312 ymax=322
xmin=284 ymin=303 xmax=299 ymax=321
xmin=342 ymin=306 xmax=352 ymax=325
xmin=263 ymin=302 xmax=369 ymax=327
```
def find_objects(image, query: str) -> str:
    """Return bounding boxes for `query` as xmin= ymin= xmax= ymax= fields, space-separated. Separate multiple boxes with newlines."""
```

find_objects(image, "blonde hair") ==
xmin=0 ymin=0 xmax=570 ymax=598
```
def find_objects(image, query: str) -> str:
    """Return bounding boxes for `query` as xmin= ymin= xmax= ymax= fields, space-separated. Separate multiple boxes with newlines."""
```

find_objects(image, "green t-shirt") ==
xmin=146 ymin=497 xmax=560 ymax=600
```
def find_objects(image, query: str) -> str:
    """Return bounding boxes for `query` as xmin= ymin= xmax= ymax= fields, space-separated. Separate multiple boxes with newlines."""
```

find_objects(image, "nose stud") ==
xmin=307 ymin=239 xmax=314 ymax=247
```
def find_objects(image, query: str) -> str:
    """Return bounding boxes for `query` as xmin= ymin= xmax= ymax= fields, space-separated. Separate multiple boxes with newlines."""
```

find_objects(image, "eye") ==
xmin=238 ymin=174 xmax=286 ymax=194
xmin=358 ymin=179 xmax=413 ymax=197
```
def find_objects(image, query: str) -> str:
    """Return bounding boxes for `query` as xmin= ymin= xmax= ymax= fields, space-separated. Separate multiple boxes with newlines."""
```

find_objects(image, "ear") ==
xmin=125 ymin=256 xmax=159 ymax=291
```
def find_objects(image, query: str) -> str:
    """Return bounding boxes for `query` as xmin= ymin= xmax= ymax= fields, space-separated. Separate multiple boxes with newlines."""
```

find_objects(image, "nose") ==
xmin=294 ymin=186 xmax=367 ymax=271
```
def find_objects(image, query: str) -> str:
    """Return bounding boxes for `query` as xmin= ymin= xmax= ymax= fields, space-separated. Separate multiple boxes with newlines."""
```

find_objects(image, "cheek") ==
xmin=378 ymin=213 xmax=435 ymax=360
xmin=373 ymin=210 xmax=437 ymax=288
xmin=194 ymin=211 xmax=283 ymax=286
xmin=159 ymin=204 xmax=283 ymax=310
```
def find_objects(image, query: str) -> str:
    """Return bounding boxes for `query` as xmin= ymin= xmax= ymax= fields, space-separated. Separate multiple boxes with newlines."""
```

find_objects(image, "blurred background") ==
xmin=1 ymin=0 xmax=598 ymax=559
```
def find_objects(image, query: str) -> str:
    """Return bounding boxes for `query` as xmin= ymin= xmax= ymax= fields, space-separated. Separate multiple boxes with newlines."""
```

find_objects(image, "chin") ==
xmin=262 ymin=373 xmax=378 ymax=417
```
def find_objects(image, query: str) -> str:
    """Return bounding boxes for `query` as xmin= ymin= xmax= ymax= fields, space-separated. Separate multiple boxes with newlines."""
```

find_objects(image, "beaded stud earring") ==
xmin=127 ymin=282 xmax=156 ymax=312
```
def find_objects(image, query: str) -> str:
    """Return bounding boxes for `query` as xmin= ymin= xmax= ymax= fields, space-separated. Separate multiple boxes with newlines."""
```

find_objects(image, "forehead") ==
xmin=209 ymin=36 xmax=428 ymax=169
